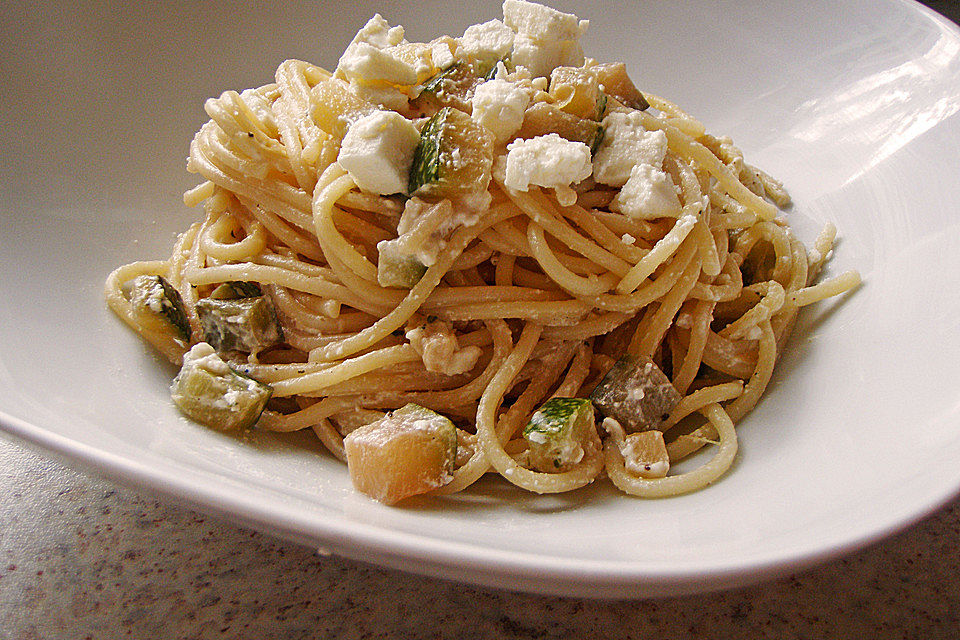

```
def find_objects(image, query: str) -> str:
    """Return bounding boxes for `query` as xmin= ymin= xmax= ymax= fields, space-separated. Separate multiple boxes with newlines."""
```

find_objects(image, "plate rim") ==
xmin=3 ymin=0 xmax=960 ymax=599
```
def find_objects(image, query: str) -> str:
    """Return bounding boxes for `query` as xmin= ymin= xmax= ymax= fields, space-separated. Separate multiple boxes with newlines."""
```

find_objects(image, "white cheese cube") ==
xmin=339 ymin=42 xmax=418 ymax=86
xmin=337 ymin=111 xmax=420 ymax=195
xmin=502 ymin=0 xmax=588 ymax=41
xmin=337 ymin=15 xmax=418 ymax=89
xmin=459 ymin=19 xmax=515 ymax=65
xmin=431 ymin=41 xmax=456 ymax=70
xmin=344 ymin=14 xmax=406 ymax=51
xmin=510 ymin=33 xmax=584 ymax=78
xmin=612 ymin=163 xmax=683 ymax=219
xmin=593 ymin=111 xmax=668 ymax=187
xmin=471 ymin=79 xmax=530 ymax=144
xmin=503 ymin=133 xmax=593 ymax=191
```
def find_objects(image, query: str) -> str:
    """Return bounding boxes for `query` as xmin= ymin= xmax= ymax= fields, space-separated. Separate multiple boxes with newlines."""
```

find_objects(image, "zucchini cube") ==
xmin=408 ymin=107 xmax=494 ymax=198
xmin=548 ymin=66 xmax=601 ymax=120
xmin=376 ymin=237 xmax=428 ymax=288
xmin=209 ymin=281 xmax=263 ymax=299
xmin=413 ymin=61 xmax=488 ymax=113
xmin=129 ymin=275 xmax=190 ymax=340
xmin=196 ymin=294 xmax=283 ymax=354
xmin=590 ymin=355 xmax=681 ymax=432
xmin=171 ymin=342 xmax=272 ymax=430
xmin=523 ymin=397 xmax=596 ymax=473
xmin=515 ymin=102 xmax=605 ymax=153
xmin=620 ymin=429 xmax=670 ymax=479
xmin=343 ymin=403 xmax=457 ymax=504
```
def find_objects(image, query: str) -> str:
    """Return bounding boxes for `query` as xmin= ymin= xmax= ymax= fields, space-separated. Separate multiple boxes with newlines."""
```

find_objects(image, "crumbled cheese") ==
xmin=337 ymin=15 xmax=416 ymax=109
xmin=471 ymin=78 xmax=530 ymax=144
xmin=621 ymin=233 xmax=636 ymax=245
xmin=503 ymin=133 xmax=593 ymax=192
xmin=593 ymin=111 xmax=668 ymax=187
xmin=502 ymin=0 xmax=588 ymax=42
xmin=343 ymin=13 xmax=406 ymax=51
xmin=337 ymin=111 xmax=420 ymax=195
xmin=339 ymin=43 xmax=418 ymax=86
xmin=143 ymin=282 xmax=166 ymax=313
xmin=510 ymin=32 xmax=584 ymax=78
xmin=611 ymin=163 xmax=682 ymax=219
xmin=431 ymin=41 xmax=456 ymax=70
xmin=182 ymin=342 xmax=230 ymax=376
xmin=406 ymin=320 xmax=482 ymax=376
xmin=501 ymin=0 xmax=588 ymax=77
xmin=458 ymin=19 xmax=515 ymax=65
xmin=239 ymin=88 xmax=277 ymax=135
xmin=627 ymin=386 xmax=646 ymax=401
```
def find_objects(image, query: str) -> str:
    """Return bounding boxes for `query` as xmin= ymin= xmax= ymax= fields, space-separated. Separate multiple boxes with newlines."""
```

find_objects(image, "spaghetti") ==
xmin=105 ymin=1 xmax=859 ymax=504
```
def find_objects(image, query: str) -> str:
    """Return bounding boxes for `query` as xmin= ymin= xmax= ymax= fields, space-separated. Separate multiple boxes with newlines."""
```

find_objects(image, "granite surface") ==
xmin=3 ymin=433 xmax=960 ymax=639
xmin=4 ymin=2 xmax=960 ymax=638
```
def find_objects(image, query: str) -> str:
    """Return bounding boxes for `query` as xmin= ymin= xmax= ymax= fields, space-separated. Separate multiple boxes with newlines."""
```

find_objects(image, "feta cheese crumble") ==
xmin=337 ymin=15 xmax=416 ymax=86
xmin=502 ymin=0 xmax=588 ymax=77
xmin=430 ymin=41 xmax=456 ymax=70
xmin=503 ymin=133 xmax=593 ymax=192
xmin=593 ymin=111 xmax=669 ymax=187
xmin=611 ymin=163 xmax=683 ymax=219
xmin=337 ymin=111 xmax=420 ymax=195
xmin=182 ymin=342 xmax=231 ymax=376
xmin=471 ymin=79 xmax=531 ymax=143
xmin=458 ymin=19 xmax=515 ymax=65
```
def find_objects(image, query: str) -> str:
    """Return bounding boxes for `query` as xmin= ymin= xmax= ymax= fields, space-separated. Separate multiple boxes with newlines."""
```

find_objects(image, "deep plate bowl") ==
xmin=2 ymin=0 xmax=959 ymax=598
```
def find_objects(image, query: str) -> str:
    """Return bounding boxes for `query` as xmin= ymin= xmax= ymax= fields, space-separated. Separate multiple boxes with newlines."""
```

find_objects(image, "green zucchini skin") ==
xmin=413 ymin=60 xmax=495 ymax=113
xmin=523 ymin=397 xmax=595 ymax=472
xmin=209 ymin=281 xmax=263 ymax=300
xmin=129 ymin=275 xmax=191 ymax=340
xmin=589 ymin=355 xmax=681 ymax=432
xmin=171 ymin=343 xmax=272 ymax=431
xmin=408 ymin=107 xmax=450 ymax=194
xmin=376 ymin=237 xmax=428 ymax=288
xmin=393 ymin=403 xmax=458 ymax=464
xmin=196 ymin=294 xmax=284 ymax=354
xmin=407 ymin=106 xmax=493 ymax=198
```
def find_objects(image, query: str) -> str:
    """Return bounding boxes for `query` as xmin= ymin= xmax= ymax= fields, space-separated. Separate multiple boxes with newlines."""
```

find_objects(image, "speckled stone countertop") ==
xmin=3 ymin=2 xmax=960 ymax=638
xmin=2 ymin=428 xmax=960 ymax=638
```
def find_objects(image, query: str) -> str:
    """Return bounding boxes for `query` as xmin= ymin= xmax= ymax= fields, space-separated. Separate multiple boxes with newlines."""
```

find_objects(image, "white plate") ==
xmin=2 ymin=0 xmax=959 ymax=598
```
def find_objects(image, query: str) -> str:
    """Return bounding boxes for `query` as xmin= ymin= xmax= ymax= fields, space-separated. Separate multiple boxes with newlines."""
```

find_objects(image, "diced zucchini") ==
xmin=129 ymin=275 xmax=191 ymax=340
xmin=310 ymin=77 xmax=378 ymax=139
xmin=209 ymin=281 xmax=262 ymax=300
xmin=196 ymin=292 xmax=284 ymax=354
xmin=595 ymin=91 xmax=608 ymax=121
xmin=171 ymin=342 xmax=272 ymax=430
xmin=591 ymin=63 xmax=649 ymax=111
xmin=408 ymin=107 xmax=494 ymax=198
xmin=523 ymin=397 xmax=596 ymax=473
xmin=376 ymin=237 xmax=428 ymax=288
xmin=413 ymin=61 xmax=490 ymax=113
xmin=343 ymin=403 xmax=457 ymax=504
xmin=620 ymin=429 xmax=670 ymax=479
xmin=549 ymin=66 xmax=601 ymax=120
xmin=515 ymin=102 xmax=604 ymax=152
xmin=590 ymin=355 xmax=681 ymax=432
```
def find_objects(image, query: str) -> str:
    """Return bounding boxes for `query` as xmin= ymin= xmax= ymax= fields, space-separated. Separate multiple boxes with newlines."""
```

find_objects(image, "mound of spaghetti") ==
xmin=106 ymin=0 xmax=859 ymax=504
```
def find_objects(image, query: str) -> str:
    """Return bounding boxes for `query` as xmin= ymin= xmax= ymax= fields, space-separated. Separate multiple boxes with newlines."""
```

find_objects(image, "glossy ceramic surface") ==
xmin=1 ymin=0 xmax=959 ymax=597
